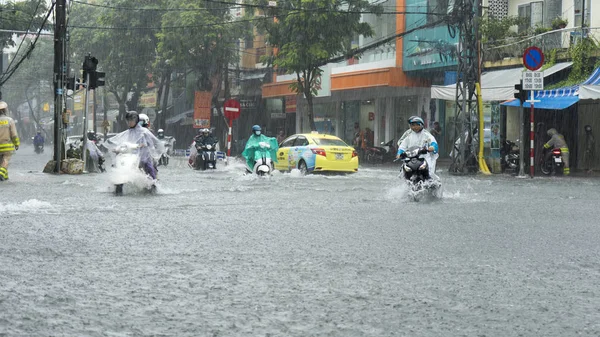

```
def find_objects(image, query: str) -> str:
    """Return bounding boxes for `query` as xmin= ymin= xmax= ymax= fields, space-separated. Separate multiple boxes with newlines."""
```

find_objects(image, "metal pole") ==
xmin=529 ymin=90 xmax=535 ymax=178
xmin=518 ymin=101 xmax=525 ymax=177
xmin=81 ymin=73 xmax=90 ymax=173
xmin=93 ymin=88 xmax=97 ymax=134
xmin=52 ymin=0 xmax=66 ymax=173
xmin=227 ymin=118 xmax=232 ymax=160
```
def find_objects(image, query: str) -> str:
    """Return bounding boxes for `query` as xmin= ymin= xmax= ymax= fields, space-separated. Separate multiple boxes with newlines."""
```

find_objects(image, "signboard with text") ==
xmin=193 ymin=91 xmax=211 ymax=128
xmin=522 ymin=71 xmax=544 ymax=90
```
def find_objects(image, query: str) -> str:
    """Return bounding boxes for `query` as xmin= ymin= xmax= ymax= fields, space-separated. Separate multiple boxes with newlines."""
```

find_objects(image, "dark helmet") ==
xmin=125 ymin=111 xmax=139 ymax=124
xmin=585 ymin=125 xmax=592 ymax=132
xmin=87 ymin=130 xmax=97 ymax=141
xmin=252 ymin=125 xmax=261 ymax=132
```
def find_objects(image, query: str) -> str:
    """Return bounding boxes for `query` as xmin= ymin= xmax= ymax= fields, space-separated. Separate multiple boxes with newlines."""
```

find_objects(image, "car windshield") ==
xmin=312 ymin=137 xmax=348 ymax=146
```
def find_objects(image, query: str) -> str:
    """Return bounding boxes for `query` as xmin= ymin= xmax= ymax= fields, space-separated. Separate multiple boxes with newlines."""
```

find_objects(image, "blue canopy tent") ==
xmin=501 ymin=67 xmax=600 ymax=109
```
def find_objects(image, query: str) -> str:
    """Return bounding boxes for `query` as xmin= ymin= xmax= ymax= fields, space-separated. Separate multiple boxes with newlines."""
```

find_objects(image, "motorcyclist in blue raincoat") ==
xmin=242 ymin=125 xmax=278 ymax=172
xmin=33 ymin=131 xmax=44 ymax=147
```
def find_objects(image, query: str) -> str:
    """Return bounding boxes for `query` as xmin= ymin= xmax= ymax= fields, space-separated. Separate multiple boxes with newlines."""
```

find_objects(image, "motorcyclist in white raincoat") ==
xmin=106 ymin=111 xmax=164 ymax=179
xmin=396 ymin=116 xmax=439 ymax=178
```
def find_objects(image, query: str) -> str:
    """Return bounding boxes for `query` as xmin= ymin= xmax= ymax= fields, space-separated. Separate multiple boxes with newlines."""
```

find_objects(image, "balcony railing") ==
xmin=482 ymin=27 xmax=599 ymax=64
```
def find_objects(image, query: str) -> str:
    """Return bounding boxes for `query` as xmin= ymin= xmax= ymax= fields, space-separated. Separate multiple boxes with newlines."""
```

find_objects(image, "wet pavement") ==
xmin=1 ymin=145 xmax=600 ymax=336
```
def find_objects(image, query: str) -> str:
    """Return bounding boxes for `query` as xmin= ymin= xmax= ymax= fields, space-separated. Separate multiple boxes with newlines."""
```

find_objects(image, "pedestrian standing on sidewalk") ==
xmin=0 ymin=101 xmax=20 ymax=181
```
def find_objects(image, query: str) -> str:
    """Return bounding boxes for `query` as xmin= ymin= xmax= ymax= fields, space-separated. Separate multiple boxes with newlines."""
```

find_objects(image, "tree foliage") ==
xmin=0 ymin=0 xmax=49 ymax=49
xmin=253 ymin=0 xmax=381 ymax=130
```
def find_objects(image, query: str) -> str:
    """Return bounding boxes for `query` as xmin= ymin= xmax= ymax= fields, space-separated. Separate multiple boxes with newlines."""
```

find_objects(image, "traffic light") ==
xmin=90 ymin=71 xmax=105 ymax=89
xmin=514 ymin=81 xmax=527 ymax=103
xmin=82 ymin=55 xmax=98 ymax=83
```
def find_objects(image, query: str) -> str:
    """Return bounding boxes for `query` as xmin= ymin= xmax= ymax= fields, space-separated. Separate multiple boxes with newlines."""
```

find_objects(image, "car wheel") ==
xmin=298 ymin=160 xmax=308 ymax=175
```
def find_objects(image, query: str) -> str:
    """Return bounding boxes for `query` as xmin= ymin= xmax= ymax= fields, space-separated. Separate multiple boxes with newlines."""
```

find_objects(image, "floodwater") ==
xmin=2 ymin=146 xmax=600 ymax=336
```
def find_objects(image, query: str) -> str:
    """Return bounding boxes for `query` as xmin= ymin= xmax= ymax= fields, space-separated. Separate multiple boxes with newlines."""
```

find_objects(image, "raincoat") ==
xmin=544 ymin=128 xmax=569 ymax=174
xmin=0 ymin=115 xmax=19 ymax=153
xmin=105 ymin=124 xmax=164 ymax=178
xmin=242 ymin=134 xmax=279 ymax=169
xmin=84 ymin=141 xmax=105 ymax=173
xmin=0 ymin=114 xmax=20 ymax=180
xmin=397 ymin=129 xmax=439 ymax=176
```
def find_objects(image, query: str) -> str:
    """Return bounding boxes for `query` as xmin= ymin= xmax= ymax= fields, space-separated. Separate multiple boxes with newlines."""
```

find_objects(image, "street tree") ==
xmin=156 ymin=0 xmax=245 ymax=109
xmin=253 ymin=0 xmax=381 ymax=131
xmin=69 ymin=0 xmax=165 ymax=129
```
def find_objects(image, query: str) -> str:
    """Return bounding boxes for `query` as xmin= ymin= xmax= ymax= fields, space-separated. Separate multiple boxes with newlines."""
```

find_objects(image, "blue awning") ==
xmin=501 ymin=85 xmax=579 ymax=110
xmin=502 ymin=96 xmax=579 ymax=109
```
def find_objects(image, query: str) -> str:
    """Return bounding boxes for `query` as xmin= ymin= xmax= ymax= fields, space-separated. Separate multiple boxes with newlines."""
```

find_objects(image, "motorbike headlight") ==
xmin=403 ymin=165 xmax=412 ymax=172
xmin=207 ymin=145 xmax=212 ymax=150
xmin=419 ymin=162 xmax=428 ymax=171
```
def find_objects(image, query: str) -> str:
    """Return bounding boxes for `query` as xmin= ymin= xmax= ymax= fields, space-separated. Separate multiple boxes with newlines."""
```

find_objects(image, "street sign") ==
xmin=223 ymin=99 xmax=241 ymax=120
xmin=522 ymin=71 xmax=544 ymax=90
xmin=523 ymin=46 xmax=544 ymax=71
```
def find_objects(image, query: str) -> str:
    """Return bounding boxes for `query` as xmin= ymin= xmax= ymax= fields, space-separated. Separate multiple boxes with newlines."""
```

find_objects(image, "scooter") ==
xmin=397 ymin=145 xmax=442 ymax=201
xmin=501 ymin=140 xmax=519 ymax=173
xmin=540 ymin=148 xmax=564 ymax=175
xmin=248 ymin=142 xmax=274 ymax=176
xmin=158 ymin=137 xmax=175 ymax=167
xmin=194 ymin=141 xmax=218 ymax=170
xmin=111 ymin=142 xmax=157 ymax=196
xmin=34 ymin=143 xmax=44 ymax=154
xmin=32 ymin=137 xmax=44 ymax=154
xmin=365 ymin=139 xmax=397 ymax=164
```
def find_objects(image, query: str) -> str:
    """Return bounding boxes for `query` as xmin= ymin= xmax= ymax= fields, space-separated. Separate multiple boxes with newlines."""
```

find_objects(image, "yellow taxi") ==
xmin=274 ymin=132 xmax=358 ymax=174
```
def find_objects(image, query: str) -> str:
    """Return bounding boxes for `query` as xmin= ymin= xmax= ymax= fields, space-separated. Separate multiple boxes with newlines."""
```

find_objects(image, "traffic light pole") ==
xmin=81 ymin=73 xmax=90 ymax=173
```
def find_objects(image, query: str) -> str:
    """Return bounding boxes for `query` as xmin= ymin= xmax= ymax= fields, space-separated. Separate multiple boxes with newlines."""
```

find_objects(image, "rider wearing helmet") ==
xmin=33 ymin=130 xmax=45 ymax=147
xmin=193 ymin=128 xmax=214 ymax=145
xmin=138 ymin=113 xmax=150 ymax=129
xmin=242 ymin=125 xmax=279 ymax=172
xmin=544 ymin=128 xmax=570 ymax=175
xmin=396 ymin=116 xmax=439 ymax=176
xmin=110 ymin=111 xmax=163 ymax=180
xmin=157 ymin=129 xmax=165 ymax=140
xmin=125 ymin=111 xmax=140 ymax=127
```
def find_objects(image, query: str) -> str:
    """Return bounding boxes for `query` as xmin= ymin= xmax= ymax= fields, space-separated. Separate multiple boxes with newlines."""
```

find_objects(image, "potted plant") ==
xmin=551 ymin=17 xmax=568 ymax=30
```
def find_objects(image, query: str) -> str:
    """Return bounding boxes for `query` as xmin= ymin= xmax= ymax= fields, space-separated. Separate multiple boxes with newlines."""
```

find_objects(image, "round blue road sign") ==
xmin=523 ymin=46 xmax=544 ymax=71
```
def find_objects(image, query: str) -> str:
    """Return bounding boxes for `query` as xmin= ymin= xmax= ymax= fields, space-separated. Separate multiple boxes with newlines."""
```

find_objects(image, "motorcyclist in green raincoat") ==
xmin=242 ymin=125 xmax=279 ymax=173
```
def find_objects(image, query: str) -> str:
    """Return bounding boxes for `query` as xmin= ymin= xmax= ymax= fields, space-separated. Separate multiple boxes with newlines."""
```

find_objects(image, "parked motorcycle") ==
xmin=194 ymin=141 xmax=218 ymax=171
xmin=540 ymin=148 xmax=564 ymax=175
xmin=397 ymin=145 xmax=442 ymax=201
xmin=365 ymin=139 xmax=397 ymax=164
xmin=110 ymin=142 xmax=157 ymax=196
xmin=501 ymin=139 xmax=519 ymax=173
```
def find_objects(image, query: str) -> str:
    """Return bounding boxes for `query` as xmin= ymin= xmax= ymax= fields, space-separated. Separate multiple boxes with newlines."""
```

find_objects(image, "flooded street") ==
xmin=2 ymin=147 xmax=600 ymax=336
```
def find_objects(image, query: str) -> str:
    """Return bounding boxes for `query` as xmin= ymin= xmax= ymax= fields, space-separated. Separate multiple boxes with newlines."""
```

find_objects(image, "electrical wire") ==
xmin=0 ymin=0 xmax=50 ymax=85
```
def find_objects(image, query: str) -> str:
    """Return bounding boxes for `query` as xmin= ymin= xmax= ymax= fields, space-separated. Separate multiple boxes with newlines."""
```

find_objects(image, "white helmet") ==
xmin=0 ymin=101 xmax=7 ymax=110
xmin=138 ymin=113 xmax=150 ymax=127
xmin=157 ymin=128 xmax=164 ymax=133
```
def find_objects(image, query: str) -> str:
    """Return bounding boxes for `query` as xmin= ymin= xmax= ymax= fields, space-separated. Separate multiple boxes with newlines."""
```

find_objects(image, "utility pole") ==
xmin=448 ymin=0 xmax=482 ymax=174
xmin=52 ymin=0 xmax=67 ymax=173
